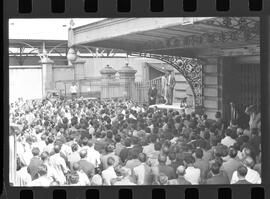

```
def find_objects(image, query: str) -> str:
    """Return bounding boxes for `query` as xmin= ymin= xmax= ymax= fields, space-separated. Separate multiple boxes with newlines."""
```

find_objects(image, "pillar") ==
xmin=39 ymin=57 xmax=54 ymax=98
xmin=118 ymin=63 xmax=137 ymax=99
xmin=72 ymin=60 xmax=86 ymax=96
xmin=202 ymin=57 xmax=222 ymax=119
xmin=100 ymin=64 xmax=117 ymax=99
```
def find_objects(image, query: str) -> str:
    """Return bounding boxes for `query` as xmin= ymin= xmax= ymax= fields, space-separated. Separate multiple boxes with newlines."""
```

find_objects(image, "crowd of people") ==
xmin=10 ymin=96 xmax=261 ymax=186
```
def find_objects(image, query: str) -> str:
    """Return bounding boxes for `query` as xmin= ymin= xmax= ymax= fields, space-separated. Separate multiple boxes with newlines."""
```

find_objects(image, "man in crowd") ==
xmin=148 ymin=84 xmax=158 ymax=106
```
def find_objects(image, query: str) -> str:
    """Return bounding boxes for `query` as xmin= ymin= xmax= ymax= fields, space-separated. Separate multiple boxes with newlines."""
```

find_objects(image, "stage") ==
xmin=149 ymin=103 xmax=193 ymax=114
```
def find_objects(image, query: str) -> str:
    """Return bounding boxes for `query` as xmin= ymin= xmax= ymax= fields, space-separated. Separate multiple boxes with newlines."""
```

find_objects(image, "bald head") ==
xmin=79 ymin=149 xmax=87 ymax=159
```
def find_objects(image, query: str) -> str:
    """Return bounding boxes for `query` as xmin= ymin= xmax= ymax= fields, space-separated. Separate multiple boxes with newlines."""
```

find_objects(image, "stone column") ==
xmin=100 ymin=64 xmax=117 ymax=99
xmin=39 ymin=57 xmax=54 ymax=98
xmin=72 ymin=60 xmax=86 ymax=96
xmin=202 ymin=57 xmax=222 ymax=119
xmin=118 ymin=63 xmax=137 ymax=99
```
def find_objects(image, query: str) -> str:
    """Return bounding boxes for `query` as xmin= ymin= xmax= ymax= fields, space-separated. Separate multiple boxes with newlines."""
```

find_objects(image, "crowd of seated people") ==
xmin=10 ymin=96 xmax=261 ymax=186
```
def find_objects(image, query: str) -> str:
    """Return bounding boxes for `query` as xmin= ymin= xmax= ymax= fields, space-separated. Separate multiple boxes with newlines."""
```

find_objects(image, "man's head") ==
xmin=228 ymin=147 xmax=238 ymax=158
xmin=105 ymin=144 xmax=114 ymax=153
xmin=79 ymin=149 xmax=87 ymax=159
xmin=211 ymin=162 xmax=221 ymax=175
xmin=184 ymin=155 xmax=195 ymax=166
xmin=157 ymin=173 xmax=169 ymax=185
xmin=158 ymin=154 xmax=167 ymax=164
xmin=176 ymin=165 xmax=186 ymax=176
xmin=119 ymin=167 xmax=131 ymax=178
xmin=115 ymin=134 xmax=121 ymax=143
xmin=72 ymin=162 xmax=80 ymax=171
xmin=107 ymin=157 xmax=115 ymax=166
xmin=37 ymin=164 xmax=48 ymax=176
xmin=138 ymin=153 xmax=147 ymax=163
xmin=32 ymin=147 xmax=40 ymax=156
xmin=40 ymin=151 xmax=49 ymax=161
xmin=194 ymin=148 xmax=203 ymax=159
xmin=237 ymin=165 xmax=248 ymax=179
xmin=243 ymin=156 xmax=255 ymax=168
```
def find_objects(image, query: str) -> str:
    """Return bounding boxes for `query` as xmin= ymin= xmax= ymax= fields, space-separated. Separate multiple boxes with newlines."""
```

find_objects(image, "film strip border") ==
xmin=14 ymin=0 xmax=264 ymax=13
xmin=4 ymin=0 xmax=269 ymax=15
xmin=5 ymin=186 xmax=265 ymax=199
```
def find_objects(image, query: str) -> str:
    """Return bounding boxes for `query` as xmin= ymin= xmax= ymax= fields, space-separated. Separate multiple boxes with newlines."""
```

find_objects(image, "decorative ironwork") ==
xmin=130 ymin=52 xmax=203 ymax=107
xmin=141 ymin=17 xmax=259 ymax=52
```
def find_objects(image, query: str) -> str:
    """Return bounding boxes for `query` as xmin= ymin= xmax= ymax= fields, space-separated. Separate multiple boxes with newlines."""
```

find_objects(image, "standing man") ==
xmin=148 ymin=84 xmax=158 ymax=106
xmin=161 ymin=71 xmax=169 ymax=104
xmin=70 ymin=82 xmax=78 ymax=99
xmin=167 ymin=70 xmax=176 ymax=105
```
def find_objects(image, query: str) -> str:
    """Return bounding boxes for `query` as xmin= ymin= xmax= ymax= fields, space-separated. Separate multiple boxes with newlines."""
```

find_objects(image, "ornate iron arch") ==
xmin=130 ymin=52 xmax=203 ymax=108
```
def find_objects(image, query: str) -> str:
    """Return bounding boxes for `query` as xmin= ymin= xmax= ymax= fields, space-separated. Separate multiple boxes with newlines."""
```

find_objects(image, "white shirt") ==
xmin=49 ymin=153 xmax=69 ymax=185
xmin=44 ymin=162 xmax=61 ymax=183
xmin=15 ymin=167 xmax=32 ymax=186
xmin=81 ymin=146 xmax=101 ymax=168
xmin=231 ymin=167 xmax=261 ymax=184
xmin=32 ymin=141 xmax=47 ymax=153
xmin=101 ymin=166 xmax=117 ymax=185
xmin=27 ymin=176 xmax=52 ymax=187
xmin=143 ymin=143 xmax=155 ymax=158
xmin=60 ymin=144 xmax=72 ymax=158
xmin=221 ymin=136 xmax=236 ymax=148
xmin=70 ymin=85 xmax=77 ymax=94
xmin=184 ymin=166 xmax=201 ymax=185
xmin=114 ymin=178 xmax=136 ymax=185
xmin=77 ymin=170 xmax=91 ymax=186
xmin=133 ymin=163 xmax=152 ymax=185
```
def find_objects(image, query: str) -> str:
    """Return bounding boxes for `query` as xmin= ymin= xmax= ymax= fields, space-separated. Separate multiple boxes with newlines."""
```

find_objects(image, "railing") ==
xmin=54 ymin=76 xmax=164 ymax=103
xmin=134 ymin=76 xmax=162 ymax=104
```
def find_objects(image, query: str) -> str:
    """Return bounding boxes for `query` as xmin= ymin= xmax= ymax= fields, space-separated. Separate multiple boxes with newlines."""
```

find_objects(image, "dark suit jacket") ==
xmin=148 ymin=87 xmax=158 ymax=98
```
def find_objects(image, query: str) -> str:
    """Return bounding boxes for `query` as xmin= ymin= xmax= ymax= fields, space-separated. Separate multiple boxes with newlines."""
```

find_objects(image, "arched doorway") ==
xmin=130 ymin=52 xmax=203 ymax=112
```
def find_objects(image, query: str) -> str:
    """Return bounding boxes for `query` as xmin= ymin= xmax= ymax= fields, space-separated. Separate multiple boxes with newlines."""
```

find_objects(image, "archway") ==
xmin=129 ymin=52 xmax=203 ymax=111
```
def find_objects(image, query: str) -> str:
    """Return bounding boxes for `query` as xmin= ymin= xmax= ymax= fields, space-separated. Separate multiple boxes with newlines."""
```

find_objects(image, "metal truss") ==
xmin=130 ymin=52 xmax=203 ymax=108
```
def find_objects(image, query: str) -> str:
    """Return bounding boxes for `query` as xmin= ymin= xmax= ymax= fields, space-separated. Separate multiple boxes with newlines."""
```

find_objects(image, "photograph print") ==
xmin=9 ymin=17 xmax=261 ymax=186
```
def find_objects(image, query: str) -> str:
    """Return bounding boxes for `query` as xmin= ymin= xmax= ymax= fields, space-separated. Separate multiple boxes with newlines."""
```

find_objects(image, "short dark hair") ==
xmin=37 ymin=164 xmax=47 ymax=176
xmin=195 ymin=148 xmax=203 ymax=159
xmin=115 ymin=134 xmax=121 ymax=143
xmin=211 ymin=162 xmax=220 ymax=175
xmin=107 ymin=130 xmax=113 ymax=139
xmin=237 ymin=165 xmax=248 ymax=177
xmin=138 ymin=153 xmax=147 ymax=162
xmin=184 ymin=155 xmax=195 ymax=164
xmin=229 ymin=147 xmax=238 ymax=158
xmin=124 ymin=138 xmax=131 ymax=147
xmin=154 ymin=142 xmax=162 ymax=151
